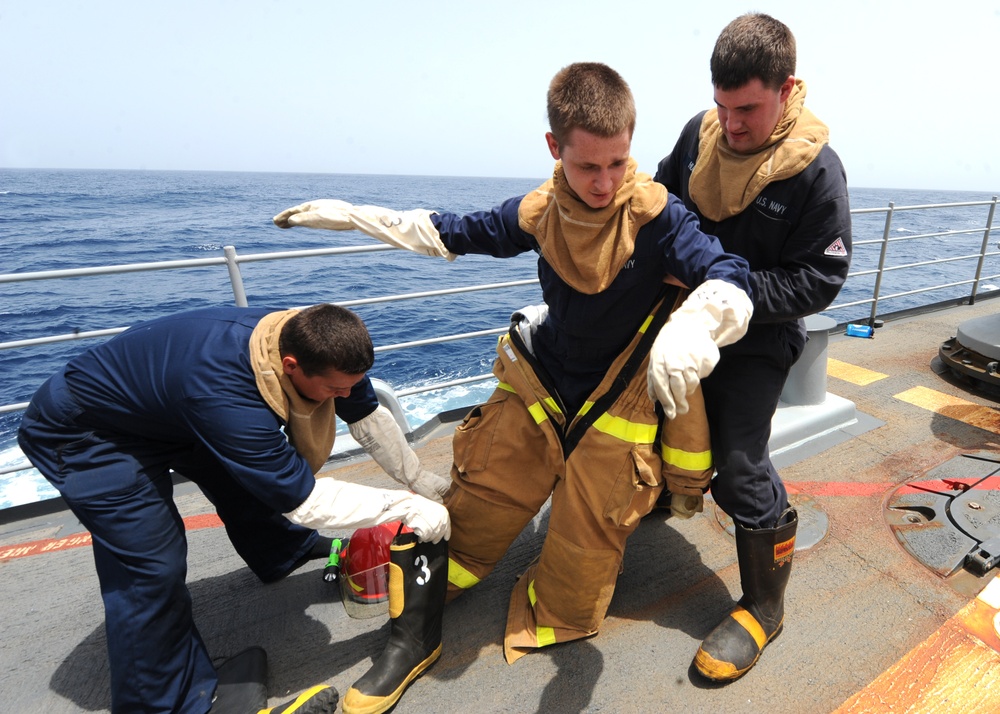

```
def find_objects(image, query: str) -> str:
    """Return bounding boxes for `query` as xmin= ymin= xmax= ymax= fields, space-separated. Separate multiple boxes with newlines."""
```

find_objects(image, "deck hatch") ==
xmin=887 ymin=453 xmax=1000 ymax=577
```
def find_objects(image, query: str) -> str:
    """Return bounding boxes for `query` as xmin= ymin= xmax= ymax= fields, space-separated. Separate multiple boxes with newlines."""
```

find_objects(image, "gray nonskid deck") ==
xmin=4 ymin=298 xmax=1000 ymax=712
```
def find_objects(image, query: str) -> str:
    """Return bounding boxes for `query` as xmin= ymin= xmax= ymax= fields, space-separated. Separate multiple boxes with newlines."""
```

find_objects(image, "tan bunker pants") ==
xmin=444 ymin=298 xmax=712 ymax=663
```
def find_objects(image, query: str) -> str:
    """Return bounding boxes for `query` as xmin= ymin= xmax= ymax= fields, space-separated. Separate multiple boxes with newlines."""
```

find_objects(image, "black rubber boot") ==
xmin=342 ymin=532 xmax=448 ymax=714
xmin=694 ymin=507 xmax=797 ymax=682
xmin=212 ymin=646 xmax=268 ymax=714
xmin=257 ymin=684 xmax=339 ymax=713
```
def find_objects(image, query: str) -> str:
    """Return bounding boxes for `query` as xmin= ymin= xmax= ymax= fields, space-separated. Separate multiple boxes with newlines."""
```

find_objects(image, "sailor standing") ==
xmin=654 ymin=13 xmax=852 ymax=681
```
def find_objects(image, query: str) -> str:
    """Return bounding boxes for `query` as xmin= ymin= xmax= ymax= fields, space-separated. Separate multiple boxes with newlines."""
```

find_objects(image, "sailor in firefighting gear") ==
xmin=274 ymin=62 xmax=752 ymax=675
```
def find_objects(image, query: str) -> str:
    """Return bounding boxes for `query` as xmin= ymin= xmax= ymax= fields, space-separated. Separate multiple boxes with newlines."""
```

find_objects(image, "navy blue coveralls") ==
xmin=655 ymin=111 xmax=852 ymax=528
xmin=17 ymin=307 xmax=378 ymax=714
xmin=431 ymin=193 xmax=752 ymax=414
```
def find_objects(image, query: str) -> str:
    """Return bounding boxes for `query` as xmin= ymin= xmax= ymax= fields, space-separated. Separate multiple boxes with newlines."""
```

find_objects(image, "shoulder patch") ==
xmin=824 ymin=237 xmax=848 ymax=257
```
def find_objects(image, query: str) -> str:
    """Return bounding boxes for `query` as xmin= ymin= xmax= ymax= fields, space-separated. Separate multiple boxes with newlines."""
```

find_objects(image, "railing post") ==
xmin=868 ymin=202 xmax=894 ymax=326
xmin=969 ymin=196 xmax=998 ymax=306
xmin=369 ymin=378 xmax=412 ymax=436
xmin=223 ymin=246 xmax=249 ymax=307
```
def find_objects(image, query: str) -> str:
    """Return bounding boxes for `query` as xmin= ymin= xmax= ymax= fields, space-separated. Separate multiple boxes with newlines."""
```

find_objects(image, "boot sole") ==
xmin=342 ymin=644 xmax=443 ymax=714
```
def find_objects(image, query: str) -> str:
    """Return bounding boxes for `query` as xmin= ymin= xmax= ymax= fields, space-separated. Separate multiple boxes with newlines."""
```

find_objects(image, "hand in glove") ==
xmin=349 ymin=406 xmax=452 ymax=503
xmin=273 ymin=199 xmax=457 ymax=260
xmin=382 ymin=491 xmax=451 ymax=543
xmin=409 ymin=468 xmax=451 ymax=502
xmin=285 ymin=478 xmax=451 ymax=543
xmin=648 ymin=321 xmax=720 ymax=420
xmin=648 ymin=279 xmax=753 ymax=419
xmin=670 ymin=493 xmax=704 ymax=519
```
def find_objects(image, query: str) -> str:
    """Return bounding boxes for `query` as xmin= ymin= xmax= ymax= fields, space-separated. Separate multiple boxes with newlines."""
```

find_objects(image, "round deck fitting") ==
xmin=706 ymin=493 xmax=829 ymax=551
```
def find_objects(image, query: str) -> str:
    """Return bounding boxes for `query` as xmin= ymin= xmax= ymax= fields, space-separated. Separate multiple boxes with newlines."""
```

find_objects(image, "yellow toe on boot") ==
xmin=342 ymin=645 xmax=441 ymax=714
xmin=694 ymin=604 xmax=783 ymax=681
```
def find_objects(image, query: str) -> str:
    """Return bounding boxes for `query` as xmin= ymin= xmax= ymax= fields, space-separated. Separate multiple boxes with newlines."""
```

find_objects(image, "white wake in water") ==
xmin=0 ymin=380 xmax=497 ymax=510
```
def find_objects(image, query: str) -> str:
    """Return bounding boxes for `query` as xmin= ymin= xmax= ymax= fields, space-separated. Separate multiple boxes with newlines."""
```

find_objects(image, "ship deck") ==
xmin=4 ymin=298 xmax=1000 ymax=713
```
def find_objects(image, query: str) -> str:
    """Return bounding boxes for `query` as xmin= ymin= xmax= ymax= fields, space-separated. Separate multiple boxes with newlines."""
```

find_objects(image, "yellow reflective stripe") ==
xmin=639 ymin=313 xmax=654 ymax=333
xmin=526 ymin=579 xmax=557 ymax=647
xmin=578 ymin=401 xmax=595 ymax=417
xmin=527 ymin=402 xmax=549 ymax=424
xmin=259 ymin=684 xmax=333 ymax=713
xmin=731 ymin=605 xmax=768 ymax=649
xmin=661 ymin=443 xmax=713 ymax=471
xmin=592 ymin=412 xmax=657 ymax=444
xmin=388 ymin=562 xmax=404 ymax=618
xmin=498 ymin=383 xmax=559 ymax=416
xmin=448 ymin=558 xmax=480 ymax=590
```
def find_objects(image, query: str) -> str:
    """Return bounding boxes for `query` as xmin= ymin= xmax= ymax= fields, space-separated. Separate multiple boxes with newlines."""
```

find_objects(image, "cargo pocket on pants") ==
xmin=603 ymin=445 xmax=662 ymax=528
xmin=452 ymin=394 xmax=507 ymax=476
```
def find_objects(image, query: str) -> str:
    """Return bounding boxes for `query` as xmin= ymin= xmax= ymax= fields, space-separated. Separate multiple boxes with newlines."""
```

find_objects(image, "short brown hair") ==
xmin=547 ymin=62 xmax=636 ymax=147
xmin=710 ymin=13 xmax=796 ymax=91
xmin=279 ymin=303 xmax=374 ymax=376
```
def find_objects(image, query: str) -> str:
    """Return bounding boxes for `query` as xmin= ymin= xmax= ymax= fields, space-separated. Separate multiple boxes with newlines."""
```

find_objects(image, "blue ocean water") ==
xmin=1 ymin=168 xmax=998 ymax=508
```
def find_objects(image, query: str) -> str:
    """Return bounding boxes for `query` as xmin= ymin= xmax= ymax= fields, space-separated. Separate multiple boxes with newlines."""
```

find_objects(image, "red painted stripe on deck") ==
xmin=0 ymin=512 xmax=223 ymax=562
xmin=4 ymin=473 xmax=999 ymax=562
xmin=787 ymin=475 xmax=1000 ymax=497
xmin=785 ymin=481 xmax=890 ymax=497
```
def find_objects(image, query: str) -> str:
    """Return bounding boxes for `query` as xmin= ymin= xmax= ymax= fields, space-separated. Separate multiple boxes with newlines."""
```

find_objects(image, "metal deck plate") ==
xmin=709 ymin=492 xmax=829 ymax=551
xmin=886 ymin=452 xmax=1000 ymax=577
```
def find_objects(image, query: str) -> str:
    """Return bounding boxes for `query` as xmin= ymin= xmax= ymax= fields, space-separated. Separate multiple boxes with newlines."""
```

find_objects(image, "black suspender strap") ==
xmin=562 ymin=284 xmax=678 ymax=458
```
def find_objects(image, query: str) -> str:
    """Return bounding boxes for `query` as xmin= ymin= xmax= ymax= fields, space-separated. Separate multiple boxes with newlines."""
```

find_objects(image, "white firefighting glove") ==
xmin=670 ymin=493 xmax=704 ymax=519
xmin=284 ymin=478 xmax=450 ymax=543
xmin=648 ymin=279 xmax=752 ymax=419
xmin=349 ymin=406 xmax=451 ymax=503
xmin=273 ymin=199 xmax=457 ymax=261
xmin=511 ymin=303 xmax=549 ymax=356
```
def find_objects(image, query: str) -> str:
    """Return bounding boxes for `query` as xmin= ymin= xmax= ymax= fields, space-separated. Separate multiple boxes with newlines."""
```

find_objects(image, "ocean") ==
xmin=2 ymin=168 xmax=998 ymax=508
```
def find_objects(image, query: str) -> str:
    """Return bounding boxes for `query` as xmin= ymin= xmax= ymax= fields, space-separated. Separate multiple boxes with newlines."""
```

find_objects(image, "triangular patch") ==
xmin=824 ymin=237 xmax=848 ymax=257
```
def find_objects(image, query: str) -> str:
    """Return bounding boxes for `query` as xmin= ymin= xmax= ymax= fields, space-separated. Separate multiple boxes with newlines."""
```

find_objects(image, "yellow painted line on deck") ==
xmin=834 ymin=575 xmax=1000 ymax=712
xmin=827 ymin=358 xmax=887 ymax=386
xmin=895 ymin=385 xmax=1000 ymax=435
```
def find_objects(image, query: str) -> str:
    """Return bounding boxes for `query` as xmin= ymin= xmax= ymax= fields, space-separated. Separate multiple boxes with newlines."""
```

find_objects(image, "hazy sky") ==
xmin=2 ymin=1 xmax=998 ymax=192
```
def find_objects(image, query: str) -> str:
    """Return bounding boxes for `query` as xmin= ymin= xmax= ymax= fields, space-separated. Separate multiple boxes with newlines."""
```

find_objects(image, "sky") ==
xmin=1 ymin=1 xmax=998 ymax=192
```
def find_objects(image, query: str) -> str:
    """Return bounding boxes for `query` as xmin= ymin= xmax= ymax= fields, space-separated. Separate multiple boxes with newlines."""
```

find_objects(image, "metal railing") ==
xmin=825 ymin=197 xmax=999 ymax=324
xmin=2 ymin=195 xmax=998 ymax=426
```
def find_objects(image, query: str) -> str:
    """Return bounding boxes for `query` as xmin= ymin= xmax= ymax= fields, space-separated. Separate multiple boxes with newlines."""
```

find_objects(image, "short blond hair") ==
xmin=546 ymin=62 xmax=635 ymax=147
